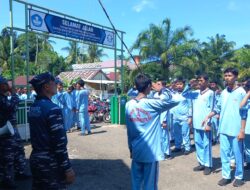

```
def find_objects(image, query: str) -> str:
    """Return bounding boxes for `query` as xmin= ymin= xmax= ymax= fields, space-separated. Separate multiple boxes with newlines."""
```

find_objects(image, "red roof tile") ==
xmin=58 ymin=70 xmax=108 ymax=81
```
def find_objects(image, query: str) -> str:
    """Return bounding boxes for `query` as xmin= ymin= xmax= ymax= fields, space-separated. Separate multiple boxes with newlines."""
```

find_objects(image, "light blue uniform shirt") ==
xmin=125 ymin=94 xmax=180 ymax=163
xmin=52 ymin=91 xmax=64 ymax=109
xmin=183 ymin=88 xmax=214 ymax=130
xmin=240 ymin=99 xmax=250 ymax=134
xmin=60 ymin=92 xmax=74 ymax=130
xmin=76 ymin=89 xmax=89 ymax=112
xmin=171 ymin=92 xmax=192 ymax=122
xmin=153 ymin=88 xmax=171 ymax=123
xmin=214 ymin=87 xmax=246 ymax=136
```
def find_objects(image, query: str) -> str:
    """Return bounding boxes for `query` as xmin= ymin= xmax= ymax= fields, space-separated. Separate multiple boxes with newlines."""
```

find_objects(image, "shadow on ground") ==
xmin=0 ymin=159 xmax=131 ymax=190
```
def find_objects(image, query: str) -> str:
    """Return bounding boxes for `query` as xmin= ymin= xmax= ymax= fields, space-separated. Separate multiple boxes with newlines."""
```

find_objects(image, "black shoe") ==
xmin=203 ymin=167 xmax=212 ymax=175
xmin=233 ymin=179 xmax=244 ymax=187
xmin=244 ymin=163 xmax=250 ymax=170
xmin=184 ymin=150 xmax=190 ymax=155
xmin=1 ymin=179 xmax=17 ymax=189
xmin=217 ymin=178 xmax=231 ymax=186
xmin=87 ymin=131 xmax=92 ymax=135
xmin=193 ymin=165 xmax=205 ymax=171
xmin=172 ymin=148 xmax=181 ymax=153
xmin=164 ymin=154 xmax=173 ymax=160
xmin=15 ymin=173 xmax=32 ymax=180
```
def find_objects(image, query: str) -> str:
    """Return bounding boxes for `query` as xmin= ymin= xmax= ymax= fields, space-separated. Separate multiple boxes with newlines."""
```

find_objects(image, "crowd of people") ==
xmin=0 ymin=67 xmax=250 ymax=189
xmin=125 ymin=68 xmax=250 ymax=189
xmin=0 ymin=72 xmax=94 ymax=189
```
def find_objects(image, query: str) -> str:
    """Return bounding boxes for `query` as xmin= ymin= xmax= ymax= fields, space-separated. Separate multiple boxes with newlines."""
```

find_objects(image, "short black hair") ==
xmin=209 ymin=79 xmax=218 ymax=84
xmin=134 ymin=74 xmax=152 ymax=93
xmin=175 ymin=76 xmax=185 ymax=84
xmin=76 ymin=79 xmax=85 ymax=87
xmin=197 ymin=73 xmax=209 ymax=81
xmin=224 ymin=67 xmax=238 ymax=76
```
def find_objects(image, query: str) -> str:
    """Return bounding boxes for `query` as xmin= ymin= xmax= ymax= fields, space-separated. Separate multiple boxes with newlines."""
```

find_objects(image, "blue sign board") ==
xmin=29 ymin=9 xmax=115 ymax=47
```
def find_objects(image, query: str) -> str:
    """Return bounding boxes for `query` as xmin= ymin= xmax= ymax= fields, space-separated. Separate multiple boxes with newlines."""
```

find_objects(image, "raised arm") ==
xmin=240 ymin=91 xmax=250 ymax=108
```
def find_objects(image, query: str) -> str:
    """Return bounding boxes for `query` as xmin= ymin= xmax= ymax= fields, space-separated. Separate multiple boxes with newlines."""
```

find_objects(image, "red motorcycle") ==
xmin=88 ymin=100 xmax=111 ymax=123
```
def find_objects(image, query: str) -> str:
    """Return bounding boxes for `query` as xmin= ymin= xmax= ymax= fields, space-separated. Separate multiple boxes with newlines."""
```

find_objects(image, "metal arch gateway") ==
xmin=9 ymin=0 xmax=125 ymax=95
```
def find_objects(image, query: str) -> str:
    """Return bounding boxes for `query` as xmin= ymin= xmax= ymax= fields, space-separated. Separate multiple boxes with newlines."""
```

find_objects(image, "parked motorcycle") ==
xmin=88 ymin=100 xmax=111 ymax=123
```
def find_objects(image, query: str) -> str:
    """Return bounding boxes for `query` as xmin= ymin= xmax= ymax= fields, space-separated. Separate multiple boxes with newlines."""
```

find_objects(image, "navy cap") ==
xmin=29 ymin=72 xmax=55 ymax=88
xmin=0 ymin=76 xmax=8 ymax=84
xmin=55 ymin=77 xmax=63 ymax=85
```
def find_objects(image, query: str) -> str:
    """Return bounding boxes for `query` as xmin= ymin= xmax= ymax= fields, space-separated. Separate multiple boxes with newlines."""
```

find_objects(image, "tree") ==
xmin=199 ymin=34 xmax=235 ymax=84
xmin=231 ymin=45 xmax=250 ymax=80
xmin=62 ymin=41 xmax=80 ymax=66
xmin=132 ymin=18 xmax=195 ymax=80
xmin=87 ymin=44 xmax=107 ymax=63
xmin=0 ymin=28 xmax=18 ymax=78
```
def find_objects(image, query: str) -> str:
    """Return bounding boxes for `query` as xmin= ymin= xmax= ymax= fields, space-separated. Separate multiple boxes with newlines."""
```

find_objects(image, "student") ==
xmin=203 ymin=68 xmax=246 ymax=187
xmin=126 ymin=74 xmax=181 ymax=190
xmin=240 ymin=79 xmax=250 ymax=169
xmin=154 ymin=80 xmax=173 ymax=160
xmin=19 ymin=87 xmax=28 ymax=100
xmin=209 ymin=81 xmax=221 ymax=145
xmin=171 ymin=77 xmax=192 ymax=155
xmin=28 ymin=72 xmax=75 ymax=189
xmin=76 ymin=79 xmax=91 ymax=135
xmin=72 ymin=83 xmax=80 ymax=130
xmin=51 ymin=81 xmax=64 ymax=109
xmin=60 ymin=86 xmax=74 ymax=132
xmin=183 ymin=74 xmax=214 ymax=175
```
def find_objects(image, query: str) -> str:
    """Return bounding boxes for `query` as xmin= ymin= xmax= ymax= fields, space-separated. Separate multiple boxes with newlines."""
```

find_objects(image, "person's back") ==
xmin=126 ymin=98 xmax=174 ymax=162
xmin=76 ymin=80 xmax=91 ymax=135
xmin=29 ymin=97 xmax=65 ymax=152
xmin=77 ymin=89 xmax=89 ymax=112
xmin=126 ymin=74 xmax=180 ymax=190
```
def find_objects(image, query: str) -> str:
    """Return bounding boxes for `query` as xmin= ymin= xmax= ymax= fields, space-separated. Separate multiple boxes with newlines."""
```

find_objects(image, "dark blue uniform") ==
xmin=28 ymin=96 xmax=72 ymax=190
xmin=0 ymin=93 xmax=20 ymax=184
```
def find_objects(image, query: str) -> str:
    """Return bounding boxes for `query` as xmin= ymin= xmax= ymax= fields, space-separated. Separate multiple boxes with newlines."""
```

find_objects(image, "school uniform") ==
xmin=214 ymin=87 xmax=246 ymax=180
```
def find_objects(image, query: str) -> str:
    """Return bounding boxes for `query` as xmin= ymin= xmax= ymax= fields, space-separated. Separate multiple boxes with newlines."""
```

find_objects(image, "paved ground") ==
xmin=5 ymin=123 xmax=250 ymax=190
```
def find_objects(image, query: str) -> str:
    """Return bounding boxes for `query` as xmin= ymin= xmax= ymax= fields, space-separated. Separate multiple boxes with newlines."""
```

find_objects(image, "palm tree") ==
xmin=199 ymin=34 xmax=235 ymax=83
xmin=231 ymin=45 xmax=250 ymax=80
xmin=61 ymin=41 xmax=79 ymax=66
xmin=131 ymin=18 xmax=194 ymax=79
xmin=87 ymin=44 xmax=107 ymax=63
xmin=40 ymin=33 xmax=55 ymax=51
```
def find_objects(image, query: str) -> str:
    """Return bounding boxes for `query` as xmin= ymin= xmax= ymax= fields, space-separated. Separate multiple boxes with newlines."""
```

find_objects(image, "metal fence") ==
xmin=16 ymin=100 xmax=33 ymax=141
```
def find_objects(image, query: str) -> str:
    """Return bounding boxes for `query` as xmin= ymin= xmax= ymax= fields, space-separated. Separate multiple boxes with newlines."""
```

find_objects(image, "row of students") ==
xmin=51 ymin=79 xmax=91 ymax=135
xmin=125 ymin=68 xmax=250 ymax=189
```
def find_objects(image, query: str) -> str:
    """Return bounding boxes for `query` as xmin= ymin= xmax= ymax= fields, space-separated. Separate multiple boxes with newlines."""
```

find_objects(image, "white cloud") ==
xmin=227 ymin=1 xmax=239 ymax=11
xmin=132 ymin=0 xmax=156 ymax=13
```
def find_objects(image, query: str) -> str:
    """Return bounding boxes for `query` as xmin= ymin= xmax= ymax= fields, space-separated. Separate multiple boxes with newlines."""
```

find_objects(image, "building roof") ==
xmin=72 ymin=60 xmax=137 ymax=71
xmin=58 ymin=70 xmax=108 ymax=82
xmin=8 ymin=76 xmax=34 ymax=86
xmin=106 ymin=72 xmax=120 ymax=81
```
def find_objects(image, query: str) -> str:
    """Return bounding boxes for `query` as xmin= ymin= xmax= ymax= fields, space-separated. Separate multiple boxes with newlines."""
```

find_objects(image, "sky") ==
xmin=1 ymin=0 xmax=250 ymax=60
